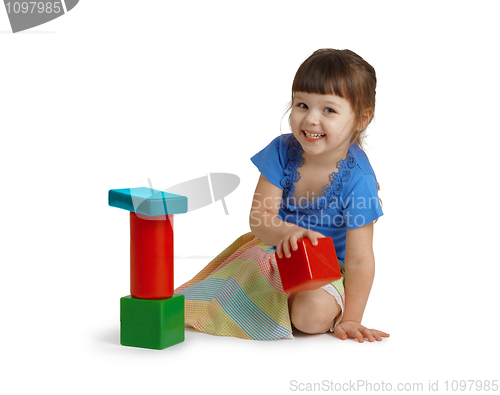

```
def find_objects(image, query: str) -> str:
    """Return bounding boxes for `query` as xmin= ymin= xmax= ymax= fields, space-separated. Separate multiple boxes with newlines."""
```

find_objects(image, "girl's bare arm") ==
xmin=249 ymin=174 xmax=324 ymax=256
xmin=334 ymin=222 xmax=390 ymax=342
xmin=249 ymin=174 xmax=301 ymax=246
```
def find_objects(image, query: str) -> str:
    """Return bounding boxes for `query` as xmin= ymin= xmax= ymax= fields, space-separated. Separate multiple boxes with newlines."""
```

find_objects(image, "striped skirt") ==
xmin=174 ymin=232 xmax=345 ymax=340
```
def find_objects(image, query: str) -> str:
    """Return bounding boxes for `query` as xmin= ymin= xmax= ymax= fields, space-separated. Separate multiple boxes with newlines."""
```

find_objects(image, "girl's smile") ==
xmin=290 ymin=92 xmax=358 ymax=165
xmin=302 ymin=130 xmax=326 ymax=141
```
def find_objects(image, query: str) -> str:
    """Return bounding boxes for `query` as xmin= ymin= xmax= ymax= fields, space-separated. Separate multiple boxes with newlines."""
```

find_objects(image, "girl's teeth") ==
xmin=304 ymin=131 xmax=325 ymax=139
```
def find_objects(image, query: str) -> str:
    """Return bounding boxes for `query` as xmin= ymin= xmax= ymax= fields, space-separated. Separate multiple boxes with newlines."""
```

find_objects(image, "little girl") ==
xmin=175 ymin=49 xmax=389 ymax=342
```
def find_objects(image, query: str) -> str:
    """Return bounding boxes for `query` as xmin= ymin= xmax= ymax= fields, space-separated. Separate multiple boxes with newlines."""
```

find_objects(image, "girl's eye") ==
xmin=297 ymin=103 xmax=308 ymax=109
xmin=325 ymin=108 xmax=335 ymax=114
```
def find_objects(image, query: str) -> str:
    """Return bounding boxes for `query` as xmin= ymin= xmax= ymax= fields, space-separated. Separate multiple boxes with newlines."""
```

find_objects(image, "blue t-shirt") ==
xmin=250 ymin=133 xmax=383 ymax=261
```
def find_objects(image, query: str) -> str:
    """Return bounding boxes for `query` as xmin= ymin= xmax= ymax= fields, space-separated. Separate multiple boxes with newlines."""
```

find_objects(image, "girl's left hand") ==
xmin=276 ymin=229 xmax=325 ymax=259
xmin=334 ymin=321 xmax=390 ymax=343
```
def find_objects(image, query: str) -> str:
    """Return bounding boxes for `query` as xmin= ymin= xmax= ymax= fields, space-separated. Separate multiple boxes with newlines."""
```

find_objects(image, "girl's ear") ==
xmin=358 ymin=108 xmax=374 ymax=131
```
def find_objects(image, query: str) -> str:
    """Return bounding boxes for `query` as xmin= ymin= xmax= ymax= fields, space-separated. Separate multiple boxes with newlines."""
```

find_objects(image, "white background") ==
xmin=1 ymin=1 xmax=499 ymax=394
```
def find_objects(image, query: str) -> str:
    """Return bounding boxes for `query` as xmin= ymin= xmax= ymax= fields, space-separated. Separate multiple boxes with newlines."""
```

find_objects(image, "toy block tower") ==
xmin=109 ymin=187 xmax=188 ymax=349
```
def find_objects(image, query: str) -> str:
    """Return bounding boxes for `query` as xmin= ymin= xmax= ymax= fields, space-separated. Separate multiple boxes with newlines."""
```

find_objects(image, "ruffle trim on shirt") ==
xmin=280 ymin=136 xmax=357 ymax=213
xmin=280 ymin=136 xmax=304 ymax=201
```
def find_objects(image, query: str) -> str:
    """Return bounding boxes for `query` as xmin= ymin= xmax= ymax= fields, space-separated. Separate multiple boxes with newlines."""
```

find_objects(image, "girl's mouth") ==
xmin=303 ymin=130 xmax=325 ymax=142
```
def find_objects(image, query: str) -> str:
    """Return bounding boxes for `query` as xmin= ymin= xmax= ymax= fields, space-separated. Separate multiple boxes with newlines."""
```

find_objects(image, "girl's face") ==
xmin=290 ymin=91 xmax=358 ymax=164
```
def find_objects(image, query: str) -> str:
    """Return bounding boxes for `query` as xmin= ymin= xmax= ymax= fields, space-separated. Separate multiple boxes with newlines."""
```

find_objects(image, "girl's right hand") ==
xmin=276 ymin=229 xmax=325 ymax=259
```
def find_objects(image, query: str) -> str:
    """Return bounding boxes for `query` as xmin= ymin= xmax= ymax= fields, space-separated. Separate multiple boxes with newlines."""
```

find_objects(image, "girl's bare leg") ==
xmin=288 ymin=289 xmax=341 ymax=334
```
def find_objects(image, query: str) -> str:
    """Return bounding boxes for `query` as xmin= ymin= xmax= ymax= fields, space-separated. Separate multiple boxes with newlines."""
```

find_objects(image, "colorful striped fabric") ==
xmin=174 ymin=233 xmax=294 ymax=340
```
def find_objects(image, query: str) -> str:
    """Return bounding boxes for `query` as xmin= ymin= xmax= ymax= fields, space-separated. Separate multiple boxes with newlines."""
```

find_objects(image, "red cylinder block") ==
xmin=130 ymin=212 xmax=174 ymax=299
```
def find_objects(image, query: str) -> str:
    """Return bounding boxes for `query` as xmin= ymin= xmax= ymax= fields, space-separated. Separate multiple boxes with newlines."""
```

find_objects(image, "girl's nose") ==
xmin=305 ymin=112 xmax=319 ymax=126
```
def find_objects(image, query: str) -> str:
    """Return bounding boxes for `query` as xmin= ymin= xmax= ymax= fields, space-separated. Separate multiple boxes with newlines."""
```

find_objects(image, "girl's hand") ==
xmin=333 ymin=321 xmax=390 ymax=343
xmin=276 ymin=229 xmax=325 ymax=259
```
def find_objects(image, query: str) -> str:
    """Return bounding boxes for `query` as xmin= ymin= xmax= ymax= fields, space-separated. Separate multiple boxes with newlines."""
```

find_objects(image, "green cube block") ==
xmin=120 ymin=294 xmax=185 ymax=350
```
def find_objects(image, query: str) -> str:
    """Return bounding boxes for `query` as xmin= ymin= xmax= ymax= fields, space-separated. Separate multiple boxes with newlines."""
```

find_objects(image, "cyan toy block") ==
xmin=120 ymin=294 xmax=185 ymax=350
xmin=109 ymin=187 xmax=188 ymax=216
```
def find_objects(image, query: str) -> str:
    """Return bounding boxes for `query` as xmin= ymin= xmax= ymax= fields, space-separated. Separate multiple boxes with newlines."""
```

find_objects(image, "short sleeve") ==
xmin=250 ymin=136 xmax=287 ymax=189
xmin=342 ymin=174 xmax=383 ymax=229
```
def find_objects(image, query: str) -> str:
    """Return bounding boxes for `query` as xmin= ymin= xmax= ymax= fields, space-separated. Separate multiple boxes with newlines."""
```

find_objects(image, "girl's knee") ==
xmin=289 ymin=290 xmax=340 ymax=334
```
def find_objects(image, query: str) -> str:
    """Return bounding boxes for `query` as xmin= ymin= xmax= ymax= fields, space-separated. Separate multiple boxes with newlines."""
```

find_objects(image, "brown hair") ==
xmin=288 ymin=48 xmax=376 ymax=148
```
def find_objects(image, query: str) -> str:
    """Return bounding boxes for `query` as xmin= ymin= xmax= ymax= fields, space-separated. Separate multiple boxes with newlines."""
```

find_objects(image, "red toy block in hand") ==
xmin=276 ymin=237 xmax=342 ymax=293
